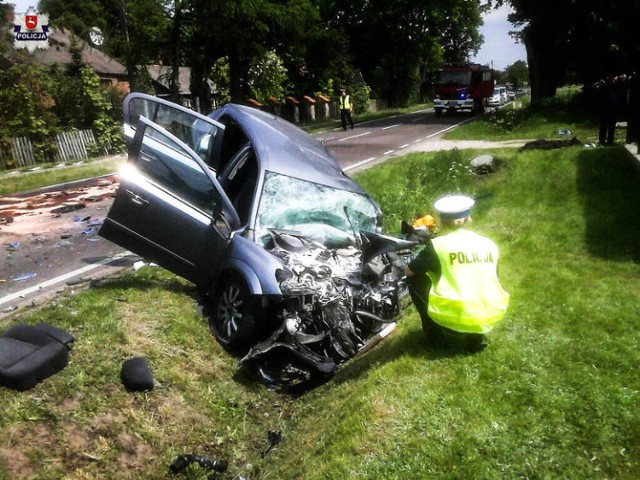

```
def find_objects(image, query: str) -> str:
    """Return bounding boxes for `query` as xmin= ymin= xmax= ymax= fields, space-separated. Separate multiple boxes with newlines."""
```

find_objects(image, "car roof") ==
xmin=210 ymin=104 xmax=367 ymax=194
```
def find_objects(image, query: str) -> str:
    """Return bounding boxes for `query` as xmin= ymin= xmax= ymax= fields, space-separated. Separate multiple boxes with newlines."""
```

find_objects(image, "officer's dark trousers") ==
xmin=407 ymin=275 xmax=486 ymax=351
xmin=341 ymin=110 xmax=354 ymax=130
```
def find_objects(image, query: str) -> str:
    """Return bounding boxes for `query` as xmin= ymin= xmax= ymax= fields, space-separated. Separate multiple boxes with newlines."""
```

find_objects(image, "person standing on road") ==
xmin=401 ymin=195 xmax=510 ymax=351
xmin=339 ymin=87 xmax=354 ymax=131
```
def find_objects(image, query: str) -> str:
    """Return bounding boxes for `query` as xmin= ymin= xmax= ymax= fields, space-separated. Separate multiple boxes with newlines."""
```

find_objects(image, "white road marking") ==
xmin=410 ymin=116 xmax=427 ymax=122
xmin=423 ymin=116 xmax=475 ymax=139
xmin=383 ymin=149 xmax=395 ymax=155
xmin=338 ymin=131 xmax=372 ymax=142
xmin=399 ymin=144 xmax=409 ymax=149
xmin=341 ymin=115 xmax=471 ymax=173
xmin=343 ymin=157 xmax=377 ymax=172
xmin=382 ymin=124 xmax=400 ymax=130
xmin=0 ymin=251 xmax=134 ymax=307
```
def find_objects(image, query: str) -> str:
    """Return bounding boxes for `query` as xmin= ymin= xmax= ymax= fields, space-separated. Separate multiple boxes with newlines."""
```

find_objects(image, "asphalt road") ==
xmin=0 ymin=108 xmax=473 ymax=317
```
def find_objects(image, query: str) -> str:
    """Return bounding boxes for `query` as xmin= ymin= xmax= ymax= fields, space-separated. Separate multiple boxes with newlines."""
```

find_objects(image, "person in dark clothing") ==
xmin=598 ymin=75 xmax=625 ymax=146
xmin=625 ymin=74 xmax=640 ymax=152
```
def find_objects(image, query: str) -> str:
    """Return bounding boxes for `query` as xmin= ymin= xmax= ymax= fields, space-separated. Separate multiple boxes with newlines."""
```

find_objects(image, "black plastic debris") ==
xmin=520 ymin=137 xmax=582 ymax=151
xmin=66 ymin=277 xmax=91 ymax=286
xmin=169 ymin=454 xmax=228 ymax=477
xmin=120 ymin=357 xmax=154 ymax=392
xmin=260 ymin=430 xmax=283 ymax=458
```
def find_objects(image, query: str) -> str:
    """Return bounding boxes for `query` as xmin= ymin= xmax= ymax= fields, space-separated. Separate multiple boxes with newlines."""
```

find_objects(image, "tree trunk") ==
xmin=524 ymin=28 xmax=562 ymax=104
xmin=168 ymin=2 xmax=182 ymax=104
xmin=228 ymin=50 xmax=248 ymax=104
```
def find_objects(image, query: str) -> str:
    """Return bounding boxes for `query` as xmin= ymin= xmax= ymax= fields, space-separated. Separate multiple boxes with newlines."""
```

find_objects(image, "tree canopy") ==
xmin=493 ymin=0 xmax=640 ymax=103
xmin=34 ymin=0 xmax=488 ymax=108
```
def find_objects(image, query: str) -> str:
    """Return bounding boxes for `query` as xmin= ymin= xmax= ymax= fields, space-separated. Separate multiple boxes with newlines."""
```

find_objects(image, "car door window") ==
xmin=134 ymin=120 xmax=222 ymax=217
xmin=124 ymin=93 xmax=224 ymax=168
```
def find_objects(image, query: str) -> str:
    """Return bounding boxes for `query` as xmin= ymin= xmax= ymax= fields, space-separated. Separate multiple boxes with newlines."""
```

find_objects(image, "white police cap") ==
xmin=433 ymin=195 xmax=475 ymax=219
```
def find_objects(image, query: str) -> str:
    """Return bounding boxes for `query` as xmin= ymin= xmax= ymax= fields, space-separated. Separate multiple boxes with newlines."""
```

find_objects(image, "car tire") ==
xmin=434 ymin=108 xmax=443 ymax=117
xmin=209 ymin=273 xmax=256 ymax=351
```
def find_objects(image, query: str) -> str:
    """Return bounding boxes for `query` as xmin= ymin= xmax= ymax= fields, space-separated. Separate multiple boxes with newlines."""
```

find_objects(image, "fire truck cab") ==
xmin=433 ymin=64 xmax=495 ymax=116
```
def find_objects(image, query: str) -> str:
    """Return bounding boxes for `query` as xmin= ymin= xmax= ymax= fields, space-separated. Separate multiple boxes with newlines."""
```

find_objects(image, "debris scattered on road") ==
xmin=5 ymin=242 xmax=20 ymax=251
xmin=81 ymin=227 xmax=95 ymax=236
xmin=133 ymin=260 xmax=146 ymax=270
xmin=1 ymin=305 xmax=18 ymax=313
xmin=12 ymin=272 xmax=37 ymax=282
xmin=51 ymin=202 xmax=86 ymax=215
xmin=556 ymin=128 xmax=573 ymax=136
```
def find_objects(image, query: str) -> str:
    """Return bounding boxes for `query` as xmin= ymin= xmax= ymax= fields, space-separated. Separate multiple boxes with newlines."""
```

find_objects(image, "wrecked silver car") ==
xmin=100 ymin=94 xmax=415 ymax=390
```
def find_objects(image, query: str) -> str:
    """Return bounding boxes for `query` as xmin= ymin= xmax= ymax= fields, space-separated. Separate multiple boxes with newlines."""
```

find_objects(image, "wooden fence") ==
xmin=0 ymin=129 xmax=110 ymax=170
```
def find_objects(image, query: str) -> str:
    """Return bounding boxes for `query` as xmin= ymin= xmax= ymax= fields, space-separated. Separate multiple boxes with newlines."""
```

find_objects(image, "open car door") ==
xmin=100 ymin=110 xmax=241 ymax=287
xmin=123 ymin=93 xmax=224 ymax=168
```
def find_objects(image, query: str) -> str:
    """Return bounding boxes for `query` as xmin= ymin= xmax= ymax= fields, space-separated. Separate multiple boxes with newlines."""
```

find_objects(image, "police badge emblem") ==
xmin=13 ymin=7 xmax=51 ymax=53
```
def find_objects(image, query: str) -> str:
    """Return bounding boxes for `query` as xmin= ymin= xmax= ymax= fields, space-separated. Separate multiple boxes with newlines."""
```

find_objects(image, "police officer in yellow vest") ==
xmin=403 ymin=195 xmax=509 ymax=351
xmin=339 ymin=87 xmax=354 ymax=131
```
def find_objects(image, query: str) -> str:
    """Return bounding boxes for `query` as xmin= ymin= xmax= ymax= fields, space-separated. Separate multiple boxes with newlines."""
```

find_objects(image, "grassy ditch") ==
xmin=1 ymin=144 xmax=639 ymax=479
xmin=446 ymin=89 xmax=607 ymax=144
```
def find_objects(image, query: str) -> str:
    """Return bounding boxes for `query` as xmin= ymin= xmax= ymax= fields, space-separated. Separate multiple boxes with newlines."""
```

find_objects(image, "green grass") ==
xmin=2 ymin=122 xmax=640 ymax=478
xmin=446 ymin=89 xmax=607 ymax=144
xmin=0 ymin=156 xmax=125 ymax=196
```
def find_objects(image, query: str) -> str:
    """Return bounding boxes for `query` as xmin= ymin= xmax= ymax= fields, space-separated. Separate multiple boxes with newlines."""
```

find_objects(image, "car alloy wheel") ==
xmin=210 ymin=274 xmax=255 ymax=350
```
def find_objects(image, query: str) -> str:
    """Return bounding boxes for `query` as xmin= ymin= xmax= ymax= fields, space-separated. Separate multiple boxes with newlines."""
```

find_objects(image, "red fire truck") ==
xmin=433 ymin=64 xmax=495 ymax=116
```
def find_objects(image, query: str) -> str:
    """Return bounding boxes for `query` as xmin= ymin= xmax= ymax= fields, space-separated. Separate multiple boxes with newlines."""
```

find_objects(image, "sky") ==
xmin=10 ymin=0 xmax=527 ymax=71
xmin=471 ymin=4 xmax=528 ymax=71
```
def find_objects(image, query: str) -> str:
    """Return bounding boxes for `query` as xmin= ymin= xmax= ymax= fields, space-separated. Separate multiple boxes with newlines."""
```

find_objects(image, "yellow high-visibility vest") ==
xmin=427 ymin=229 xmax=509 ymax=333
xmin=339 ymin=95 xmax=351 ymax=110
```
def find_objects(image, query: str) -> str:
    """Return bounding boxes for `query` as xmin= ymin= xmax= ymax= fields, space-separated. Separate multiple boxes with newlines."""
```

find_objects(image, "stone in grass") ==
xmin=470 ymin=154 xmax=497 ymax=175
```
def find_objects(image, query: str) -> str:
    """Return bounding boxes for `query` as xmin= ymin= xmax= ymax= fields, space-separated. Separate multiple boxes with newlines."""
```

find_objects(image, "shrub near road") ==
xmin=1 ymin=144 xmax=639 ymax=479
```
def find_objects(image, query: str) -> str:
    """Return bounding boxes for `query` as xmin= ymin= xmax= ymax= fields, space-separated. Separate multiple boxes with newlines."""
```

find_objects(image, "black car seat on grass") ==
xmin=0 ymin=323 xmax=74 ymax=391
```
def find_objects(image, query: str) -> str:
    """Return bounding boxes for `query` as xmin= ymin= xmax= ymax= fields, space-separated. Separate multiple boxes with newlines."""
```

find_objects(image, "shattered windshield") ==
xmin=256 ymin=172 xmax=378 ymax=247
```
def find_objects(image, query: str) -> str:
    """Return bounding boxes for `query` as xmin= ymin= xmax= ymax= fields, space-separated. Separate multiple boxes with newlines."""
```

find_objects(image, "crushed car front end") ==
xmin=238 ymin=171 xmax=416 ymax=390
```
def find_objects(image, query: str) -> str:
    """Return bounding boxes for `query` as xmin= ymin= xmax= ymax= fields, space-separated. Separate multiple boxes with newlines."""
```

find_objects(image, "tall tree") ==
xmin=493 ymin=0 xmax=640 ymax=103
xmin=183 ymin=0 xmax=319 ymax=105
xmin=317 ymin=0 xmax=485 ymax=106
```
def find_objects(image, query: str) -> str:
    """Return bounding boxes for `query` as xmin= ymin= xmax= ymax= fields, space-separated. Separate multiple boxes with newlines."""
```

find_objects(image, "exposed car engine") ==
xmin=241 ymin=230 xmax=416 ymax=392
